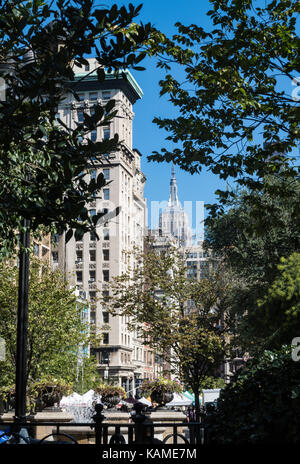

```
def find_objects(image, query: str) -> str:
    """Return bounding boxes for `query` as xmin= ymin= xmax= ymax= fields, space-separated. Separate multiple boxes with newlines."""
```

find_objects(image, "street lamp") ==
xmin=14 ymin=218 xmax=31 ymax=425
xmin=0 ymin=55 xmax=31 ymax=428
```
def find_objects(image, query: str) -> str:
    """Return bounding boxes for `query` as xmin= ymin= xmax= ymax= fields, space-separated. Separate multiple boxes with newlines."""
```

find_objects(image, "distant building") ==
xmin=159 ymin=164 xmax=192 ymax=247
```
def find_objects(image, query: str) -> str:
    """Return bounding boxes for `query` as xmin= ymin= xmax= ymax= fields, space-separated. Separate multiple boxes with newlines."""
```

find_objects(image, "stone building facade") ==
xmin=51 ymin=58 xmax=155 ymax=393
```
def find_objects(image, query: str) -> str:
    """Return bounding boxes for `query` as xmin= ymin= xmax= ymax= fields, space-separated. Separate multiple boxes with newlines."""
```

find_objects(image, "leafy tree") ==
xmin=198 ymin=375 xmax=226 ymax=391
xmin=205 ymin=177 xmax=300 ymax=353
xmin=148 ymin=0 xmax=299 ymax=212
xmin=103 ymin=246 xmax=230 ymax=418
xmin=256 ymin=252 xmax=300 ymax=349
xmin=0 ymin=258 xmax=99 ymax=403
xmin=206 ymin=347 xmax=300 ymax=444
xmin=0 ymin=0 xmax=152 ymax=256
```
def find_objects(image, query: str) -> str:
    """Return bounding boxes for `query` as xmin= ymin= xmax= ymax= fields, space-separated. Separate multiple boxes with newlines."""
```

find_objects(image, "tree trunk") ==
xmin=193 ymin=387 xmax=200 ymax=422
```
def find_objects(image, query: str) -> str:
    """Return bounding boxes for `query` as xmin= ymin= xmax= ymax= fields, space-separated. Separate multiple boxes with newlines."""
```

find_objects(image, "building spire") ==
xmin=169 ymin=162 xmax=179 ymax=206
xmin=172 ymin=162 xmax=176 ymax=179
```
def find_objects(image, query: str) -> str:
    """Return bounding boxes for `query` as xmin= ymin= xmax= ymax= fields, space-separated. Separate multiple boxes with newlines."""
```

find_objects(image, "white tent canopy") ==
xmin=166 ymin=392 xmax=193 ymax=407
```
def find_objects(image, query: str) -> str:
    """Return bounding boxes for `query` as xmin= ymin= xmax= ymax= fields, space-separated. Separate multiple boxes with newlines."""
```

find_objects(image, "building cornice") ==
xmin=73 ymin=69 xmax=143 ymax=104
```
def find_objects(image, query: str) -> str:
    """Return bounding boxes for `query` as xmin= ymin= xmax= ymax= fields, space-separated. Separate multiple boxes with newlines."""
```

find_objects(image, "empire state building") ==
xmin=159 ymin=164 xmax=192 ymax=246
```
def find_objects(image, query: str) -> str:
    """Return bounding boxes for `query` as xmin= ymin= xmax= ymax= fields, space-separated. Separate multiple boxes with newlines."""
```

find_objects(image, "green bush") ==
xmin=206 ymin=347 xmax=300 ymax=443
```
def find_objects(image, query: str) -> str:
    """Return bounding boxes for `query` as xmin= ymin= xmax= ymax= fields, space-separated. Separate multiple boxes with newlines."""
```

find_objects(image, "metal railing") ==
xmin=0 ymin=403 xmax=206 ymax=445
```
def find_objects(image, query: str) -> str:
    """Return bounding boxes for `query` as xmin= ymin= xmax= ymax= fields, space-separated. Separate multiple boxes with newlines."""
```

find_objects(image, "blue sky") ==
xmin=110 ymin=0 xmax=229 ymax=231
xmin=109 ymin=1 xmax=299 ymax=233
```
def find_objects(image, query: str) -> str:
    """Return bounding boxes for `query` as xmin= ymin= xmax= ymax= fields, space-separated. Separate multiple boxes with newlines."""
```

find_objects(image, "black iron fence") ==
xmin=0 ymin=403 xmax=206 ymax=445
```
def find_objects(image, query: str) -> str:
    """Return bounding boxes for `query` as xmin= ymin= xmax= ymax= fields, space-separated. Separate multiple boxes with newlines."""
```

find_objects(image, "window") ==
xmin=76 ymin=250 xmax=83 ymax=262
xmin=103 ymin=127 xmax=110 ymax=140
xmin=187 ymin=252 xmax=197 ymax=259
xmin=103 ymin=249 xmax=109 ymax=261
xmin=102 ymin=91 xmax=110 ymax=100
xmin=90 ymin=311 xmax=96 ymax=324
xmin=76 ymin=271 xmax=83 ymax=283
xmin=42 ymin=246 xmax=48 ymax=257
xmin=77 ymin=110 xmax=84 ymax=123
xmin=103 ymin=333 xmax=109 ymax=344
xmin=103 ymin=312 xmax=109 ymax=323
xmin=187 ymin=269 xmax=197 ymax=279
xmin=100 ymin=208 xmax=109 ymax=226
xmin=187 ymin=261 xmax=197 ymax=269
xmin=90 ymin=169 xmax=96 ymax=180
xmin=90 ymin=291 xmax=96 ymax=301
xmin=200 ymin=262 xmax=209 ymax=277
xmin=89 ymin=209 xmax=96 ymax=218
xmin=103 ymin=270 xmax=109 ymax=282
xmin=89 ymin=249 xmax=96 ymax=261
xmin=89 ymin=270 xmax=96 ymax=282
xmin=89 ymin=92 xmax=97 ymax=101
xmin=103 ymin=169 xmax=110 ymax=180
xmin=103 ymin=188 xmax=110 ymax=200
xmin=102 ymin=250 xmax=109 ymax=261
xmin=100 ymin=351 xmax=110 ymax=364
xmin=52 ymin=251 xmax=58 ymax=263
xmin=77 ymin=93 xmax=84 ymax=101
xmin=102 ymin=290 xmax=109 ymax=302
xmin=34 ymin=243 xmax=39 ymax=256
xmin=52 ymin=233 xmax=60 ymax=244
xmin=103 ymin=229 xmax=109 ymax=241
xmin=85 ymin=63 xmax=90 ymax=71
xmin=91 ymin=130 xmax=97 ymax=142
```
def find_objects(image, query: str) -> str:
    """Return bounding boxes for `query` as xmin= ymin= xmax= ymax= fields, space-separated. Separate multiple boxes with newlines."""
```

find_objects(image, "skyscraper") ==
xmin=159 ymin=164 xmax=192 ymax=247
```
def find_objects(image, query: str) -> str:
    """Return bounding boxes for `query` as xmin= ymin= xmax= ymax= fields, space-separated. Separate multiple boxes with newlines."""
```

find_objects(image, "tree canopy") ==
xmin=0 ymin=0 xmax=152 ymax=256
xmin=0 ymin=258 xmax=99 ymax=395
xmin=206 ymin=347 xmax=300 ymax=444
xmin=256 ymin=252 xmax=300 ymax=348
xmin=205 ymin=177 xmax=300 ymax=353
xmin=103 ymin=245 xmax=231 ymax=416
xmin=148 ymin=0 xmax=299 ymax=212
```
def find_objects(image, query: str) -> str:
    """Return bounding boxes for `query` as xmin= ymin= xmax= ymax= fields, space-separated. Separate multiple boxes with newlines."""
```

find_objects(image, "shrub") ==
xmin=206 ymin=347 xmax=300 ymax=443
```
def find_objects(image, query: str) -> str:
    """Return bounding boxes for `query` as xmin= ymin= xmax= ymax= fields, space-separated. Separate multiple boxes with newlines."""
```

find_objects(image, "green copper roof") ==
xmin=74 ymin=68 xmax=143 ymax=99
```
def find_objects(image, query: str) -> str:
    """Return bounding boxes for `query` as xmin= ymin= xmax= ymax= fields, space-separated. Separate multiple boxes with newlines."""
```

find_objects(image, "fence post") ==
xmin=92 ymin=403 xmax=105 ymax=446
xmin=131 ymin=403 xmax=153 ymax=444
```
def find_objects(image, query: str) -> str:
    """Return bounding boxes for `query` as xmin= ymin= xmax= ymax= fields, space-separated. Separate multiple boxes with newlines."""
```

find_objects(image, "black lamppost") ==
xmin=14 ymin=219 xmax=31 ymax=425
xmin=0 ymin=59 xmax=31 ymax=427
xmin=13 ymin=51 xmax=35 ymax=428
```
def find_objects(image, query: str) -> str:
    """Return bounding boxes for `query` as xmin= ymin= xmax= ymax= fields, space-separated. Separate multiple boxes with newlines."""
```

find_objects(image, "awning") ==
xmin=166 ymin=393 xmax=193 ymax=407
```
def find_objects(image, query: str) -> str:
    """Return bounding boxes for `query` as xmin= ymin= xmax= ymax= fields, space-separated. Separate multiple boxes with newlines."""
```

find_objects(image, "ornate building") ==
xmin=51 ymin=58 xmax=155 ymax=393
xmin=159 ymin=164 xmax=192 ymax=247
